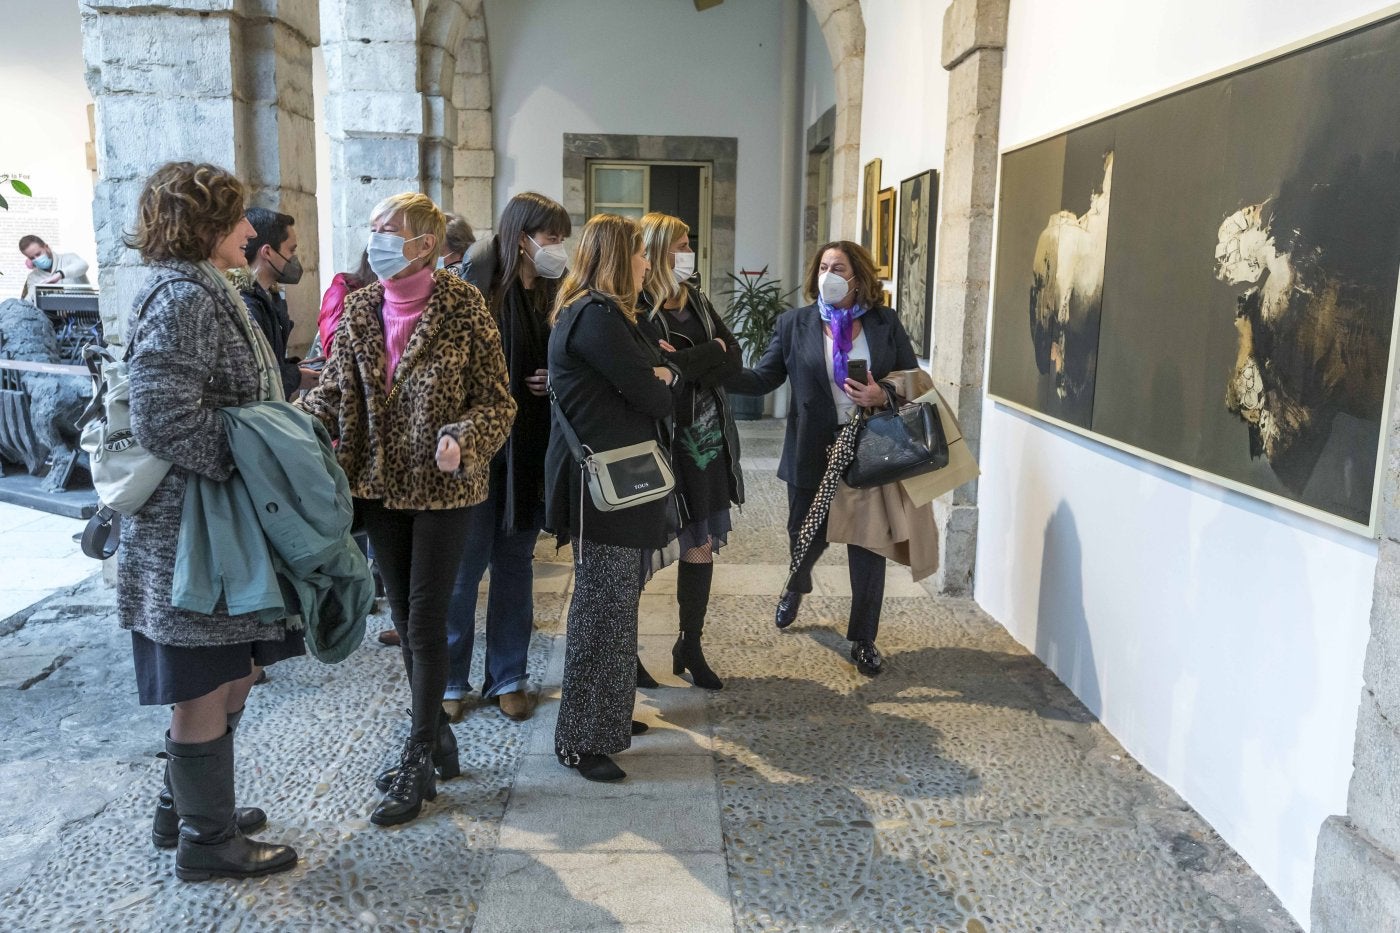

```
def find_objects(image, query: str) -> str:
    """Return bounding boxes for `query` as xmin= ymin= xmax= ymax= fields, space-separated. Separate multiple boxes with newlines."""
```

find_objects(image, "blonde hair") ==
xmin=125 ymin=162 xmax=246 ymax=263
xmin=551 ymin=214 xmax=643 ymax=325
xmin=370 ymin=192 xmax=446 ymax=263
xmin=639 ymin=212 xmax=689 ymax=309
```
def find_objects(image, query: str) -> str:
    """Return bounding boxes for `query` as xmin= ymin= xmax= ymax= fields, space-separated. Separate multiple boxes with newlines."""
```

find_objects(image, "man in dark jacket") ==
xmin=237 ymin=208 xmax=316 ymax=397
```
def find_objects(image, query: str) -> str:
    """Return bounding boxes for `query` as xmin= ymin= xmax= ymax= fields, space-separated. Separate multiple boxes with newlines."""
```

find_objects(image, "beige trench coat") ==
xmin=827 ymin=368 xmax=940 ymax=582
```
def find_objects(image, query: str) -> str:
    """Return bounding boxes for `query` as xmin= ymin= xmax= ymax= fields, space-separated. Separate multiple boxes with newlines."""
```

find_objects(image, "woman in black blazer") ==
xmin=544 ymin=214 xmax=679 ymax=782
xmin=728 ymin=240 xmax=917 ymax=677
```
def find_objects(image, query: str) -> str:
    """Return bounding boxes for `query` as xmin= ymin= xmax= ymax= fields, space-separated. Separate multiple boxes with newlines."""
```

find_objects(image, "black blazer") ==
xmin=544 ymin=293 xmax=678 ymax=549
xmin=726 ymin=303 xmax=917 ymax=488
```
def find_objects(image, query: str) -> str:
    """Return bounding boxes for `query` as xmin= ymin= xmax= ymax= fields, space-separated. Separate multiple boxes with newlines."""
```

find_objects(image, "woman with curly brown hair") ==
xmin=120 ymin=161 xmax=300 ymax=881
xmin=299 ymin=192 xmax=515 ymax=825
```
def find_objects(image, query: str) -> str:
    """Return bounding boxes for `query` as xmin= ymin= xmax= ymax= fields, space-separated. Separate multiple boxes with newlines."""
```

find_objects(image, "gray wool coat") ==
xmin=117 ymin=260 xmax=295 ymax=647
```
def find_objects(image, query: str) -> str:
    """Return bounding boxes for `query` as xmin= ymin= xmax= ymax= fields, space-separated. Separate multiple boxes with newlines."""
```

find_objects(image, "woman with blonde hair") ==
xmin=636 ymin=212 xmax=743 ymax=690
xmin=300 ymin=192 xmax=515 ymax=824
xmin=120 ymin=161 xmax=300 ymax=881
xmin=544 ymin=213 xmax=679 ymax=782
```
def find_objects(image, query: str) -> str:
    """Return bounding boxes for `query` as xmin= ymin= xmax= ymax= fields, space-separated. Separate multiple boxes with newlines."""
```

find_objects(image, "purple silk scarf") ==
xmin=817 ymin=298 xmax=869 ymax=387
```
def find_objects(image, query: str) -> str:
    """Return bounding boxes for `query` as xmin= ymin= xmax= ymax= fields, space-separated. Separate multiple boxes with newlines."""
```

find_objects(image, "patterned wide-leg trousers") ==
xmin=554 ymin=538 xmax=642 ymax=757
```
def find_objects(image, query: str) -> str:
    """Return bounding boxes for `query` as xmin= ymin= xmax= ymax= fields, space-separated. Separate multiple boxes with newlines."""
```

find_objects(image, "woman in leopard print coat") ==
xmin=298 ymin=193 xmax=515 ymax=827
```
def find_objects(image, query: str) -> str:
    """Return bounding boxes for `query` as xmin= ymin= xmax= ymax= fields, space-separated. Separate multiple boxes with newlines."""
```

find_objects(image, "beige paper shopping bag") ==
xmin=899 ymin=386 xmax=979 ymax=507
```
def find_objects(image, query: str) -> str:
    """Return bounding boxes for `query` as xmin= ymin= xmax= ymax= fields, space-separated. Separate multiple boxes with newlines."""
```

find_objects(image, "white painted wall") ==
xmin=855 ymin=0 xmax=949 ymax=351
xmin=484 ymin=0 xmax=784 ymax=275
xmin=0 ymin=3 xmax=97 ymax=300
xmin=977 ymin=0 xmax=1394 ymax=924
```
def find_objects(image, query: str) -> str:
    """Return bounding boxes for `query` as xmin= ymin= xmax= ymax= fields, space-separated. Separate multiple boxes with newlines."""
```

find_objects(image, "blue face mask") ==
xmin=32 ymin=254 xmax=53 ymax=272
xmin=367 ymin=231 xmax=425 ymax=281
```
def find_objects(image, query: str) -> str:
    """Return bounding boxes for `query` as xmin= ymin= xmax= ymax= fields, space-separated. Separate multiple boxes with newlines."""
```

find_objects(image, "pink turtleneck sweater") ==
xmin=381 ymin=267 xmax=435 ymax=390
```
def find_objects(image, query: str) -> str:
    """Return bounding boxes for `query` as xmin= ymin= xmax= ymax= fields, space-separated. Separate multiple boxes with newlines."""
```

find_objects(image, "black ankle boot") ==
xmin=376 ymin=709 xmax=461 ymax=792
xmin=153 ymin=710 xmax=267 ymax=848
xmin=556 ymin=750 xmax=626 ymax=782
xmin=672 ymin=634 xmax=723 ymax=690
xmin=372 ymin=739 xmax=438 ymax=826
xmin=165 ymin=730 xmax=297 ymax=882
xmin=636 ymin=654 xmax=659 ymax=689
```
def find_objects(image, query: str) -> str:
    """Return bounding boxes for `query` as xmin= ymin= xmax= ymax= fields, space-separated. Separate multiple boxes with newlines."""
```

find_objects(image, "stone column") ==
xmin=320 ymin=0 xmax=423 ymax=274
xmin=807 ymin=0 xmax=865 ymax=239
xmin=1312 ymin=371 xmax=1400 ymax=927
xmin=82 ymin=0 xmax=319 ymax=346
xmin=238 ymin=0 xmax=320 ymax=355
xmin=930 ymin=0 xmax=1008 ymax=595
xmin=452 ymin=0 xmax=495 ymax=237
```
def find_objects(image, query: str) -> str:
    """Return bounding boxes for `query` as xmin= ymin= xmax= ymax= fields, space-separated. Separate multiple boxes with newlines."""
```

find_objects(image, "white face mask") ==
xmin=818 ymin=270 xmax=851 ymax=304
xmin=529 ymin=235 xmax=569 ymax=279
xmin=671 ymin=250 xmax=696 ymax=283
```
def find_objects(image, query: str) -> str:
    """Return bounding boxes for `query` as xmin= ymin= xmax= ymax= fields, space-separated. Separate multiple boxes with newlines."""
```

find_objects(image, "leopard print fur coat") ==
xmin=298 ymin=269 xmax=515 ymax=511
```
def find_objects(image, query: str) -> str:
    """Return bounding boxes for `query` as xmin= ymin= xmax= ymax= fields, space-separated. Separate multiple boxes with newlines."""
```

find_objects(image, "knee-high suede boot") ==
xmin=672 ymin=561 xmax=722 ymax=690
xmin=164 ymin=729 xmax=297 ymax=881
xmin=152 ymin=708 xmax=266 ymax=848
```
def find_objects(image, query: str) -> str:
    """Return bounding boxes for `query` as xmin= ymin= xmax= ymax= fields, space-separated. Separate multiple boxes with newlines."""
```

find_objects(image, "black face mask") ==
xmin=270 ymin=249 xmax=303 ymax=286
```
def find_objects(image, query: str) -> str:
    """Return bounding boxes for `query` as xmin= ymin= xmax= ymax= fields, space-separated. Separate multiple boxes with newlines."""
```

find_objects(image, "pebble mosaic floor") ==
xmin=0 ymin=420 xmax=1300 ymax=931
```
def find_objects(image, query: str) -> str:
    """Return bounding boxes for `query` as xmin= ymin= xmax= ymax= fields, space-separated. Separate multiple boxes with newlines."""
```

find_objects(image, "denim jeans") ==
xmin=444 ymin=474 xmax=542 ymax=700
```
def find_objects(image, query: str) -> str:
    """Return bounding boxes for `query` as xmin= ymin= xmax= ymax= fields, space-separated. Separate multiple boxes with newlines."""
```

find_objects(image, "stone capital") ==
xmin=941 ymin=0 xmax=1009 ymax=71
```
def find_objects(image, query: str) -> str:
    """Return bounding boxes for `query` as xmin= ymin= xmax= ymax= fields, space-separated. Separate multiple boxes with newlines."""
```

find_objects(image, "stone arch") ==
xmin=805 ymin=0 xmax=865 ymax=239
xmin=418 ymin=0 xmax=494 ymax=235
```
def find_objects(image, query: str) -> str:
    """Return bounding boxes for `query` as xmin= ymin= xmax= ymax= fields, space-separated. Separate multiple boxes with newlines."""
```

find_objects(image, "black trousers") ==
xmin=786 ymin=484 xmax=886 ymax=643
xmin=358 ymin=498 xmax=473 ymax=745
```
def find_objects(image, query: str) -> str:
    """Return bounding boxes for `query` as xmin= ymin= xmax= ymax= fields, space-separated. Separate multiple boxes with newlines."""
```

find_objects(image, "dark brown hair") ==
xmin=17 ymin=235 xmax=46 ymax=253
xmin=124 ymin=161 xmax=247 ymax=263
xmin=494 ymin=191 xmax=571 ymax=311
xmin=802 ymin=239 xmax=882 ymax=307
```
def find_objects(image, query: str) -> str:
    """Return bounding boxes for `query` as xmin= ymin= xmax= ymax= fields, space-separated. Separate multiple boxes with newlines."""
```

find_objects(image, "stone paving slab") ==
xmin=499 ymin=753 xmax=724 ymax=854
xmin=474 ymin=850 xmax=733 ymax=933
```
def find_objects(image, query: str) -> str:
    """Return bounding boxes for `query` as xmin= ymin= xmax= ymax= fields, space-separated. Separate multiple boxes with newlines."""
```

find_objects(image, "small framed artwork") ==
xmin=875 ymin=187 xmax=895 ymax=280
xmin=879 ymin=287 xmax=892 ymax=308
xmin=897 ymin=170 xmax=938 ymax=356
xmin=861 ymin=158 xmax=882 ymax=250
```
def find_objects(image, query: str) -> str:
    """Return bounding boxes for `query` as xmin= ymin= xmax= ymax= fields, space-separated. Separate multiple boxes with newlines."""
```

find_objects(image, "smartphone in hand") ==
xmin=846 ymin=358 xmax=868 ymax=384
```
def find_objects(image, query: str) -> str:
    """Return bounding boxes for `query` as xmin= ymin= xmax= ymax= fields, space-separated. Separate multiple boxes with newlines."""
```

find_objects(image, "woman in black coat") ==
xmin=545 ymin=214 xmax=679 ymax=782
xmin=727 ymin=240 xmax=917 ymax=677
xmin=636 ymin=211 xmax=743 ymax=690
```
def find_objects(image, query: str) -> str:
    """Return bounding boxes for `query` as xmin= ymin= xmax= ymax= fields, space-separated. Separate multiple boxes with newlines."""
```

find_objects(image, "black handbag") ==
xmin=842 ymin=385 xmax=949 ymax=489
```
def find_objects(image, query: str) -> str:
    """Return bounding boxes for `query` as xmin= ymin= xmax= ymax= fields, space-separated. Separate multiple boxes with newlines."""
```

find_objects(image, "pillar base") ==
xmin=1312 ymin=815 xmax=1400 ymax=930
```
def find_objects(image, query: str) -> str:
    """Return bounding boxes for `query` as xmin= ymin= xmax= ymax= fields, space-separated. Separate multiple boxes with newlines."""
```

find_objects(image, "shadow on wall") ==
xmin=1034 ymin=501 xmax=1100 ymax=715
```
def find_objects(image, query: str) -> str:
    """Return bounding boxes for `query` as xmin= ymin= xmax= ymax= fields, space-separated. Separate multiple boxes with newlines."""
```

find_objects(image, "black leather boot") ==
xmin=635 ymin=654 xmax=659 ymax=689
xmin=153 ymin=709 xmax=267 ymax=848
xmin=376 ymin=708 xmax=461 ymax=792
xmin=165 ymin=730 xmax=297 ymax=882
xmin=673 ymin=562 xmax=722 ymax=689
xmin=372 ymin=738 xmax=438 ymax=827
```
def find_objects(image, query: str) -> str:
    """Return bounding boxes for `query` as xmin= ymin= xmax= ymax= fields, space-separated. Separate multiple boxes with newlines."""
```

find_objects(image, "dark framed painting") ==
xmin=897 ymin=170 xmax=939 ymax=356
xmin=860 ymin=158 xmax=881 ymax=250
xmin=987 ymin=11 xmax=1400 ymax=533
xmin=875 ymin=187 xmax=895 ymax=279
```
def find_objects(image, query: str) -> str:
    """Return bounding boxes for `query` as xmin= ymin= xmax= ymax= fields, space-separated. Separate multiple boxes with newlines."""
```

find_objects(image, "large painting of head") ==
xmin=989 ymin=12 xmax=1400 ymax=529
xmin=1214 ymin=156 xmax=1397 ymax=489
xmin=1030 ymin=151 xmax=1113 ymax=407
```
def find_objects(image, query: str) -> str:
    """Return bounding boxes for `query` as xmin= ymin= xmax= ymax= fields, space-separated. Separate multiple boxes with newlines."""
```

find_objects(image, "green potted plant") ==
xmin=720 ymin=267 xmax=796 ymax=420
